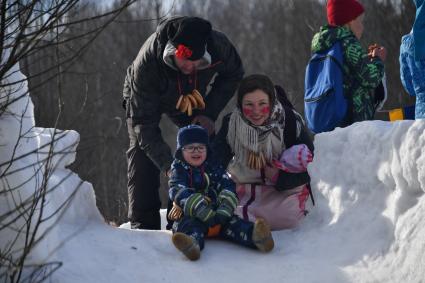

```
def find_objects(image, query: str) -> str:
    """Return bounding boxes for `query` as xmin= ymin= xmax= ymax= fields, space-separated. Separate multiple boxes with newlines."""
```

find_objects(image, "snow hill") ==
xmin=1 ymin=53 xmax=424 ymax=283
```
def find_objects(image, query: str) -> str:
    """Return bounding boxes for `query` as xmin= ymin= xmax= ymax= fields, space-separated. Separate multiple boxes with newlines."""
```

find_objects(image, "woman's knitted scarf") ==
xmin=226 ymin=100 xmax=287 ymax=164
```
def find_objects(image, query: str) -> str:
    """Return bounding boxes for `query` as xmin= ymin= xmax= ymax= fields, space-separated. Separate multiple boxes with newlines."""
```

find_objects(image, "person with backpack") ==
xmin=305 ymin=0 xmax=386 ymax=133
xmin=400 ymin=0 xmax=425 ymax=119
xmin=211 ymin=74 xmax=314 ymax=230
xmin=122 ymin=16 xmax=244 ymax=230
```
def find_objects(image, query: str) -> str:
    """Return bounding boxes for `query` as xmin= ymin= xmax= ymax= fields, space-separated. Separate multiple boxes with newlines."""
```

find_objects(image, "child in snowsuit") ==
xmin=400 ymin=0 xmax=425 ymax=119
xmin=311 ymin=0 xmax=386 ymax=124
xmin=168 ymin=125 xmax=274 ymax=261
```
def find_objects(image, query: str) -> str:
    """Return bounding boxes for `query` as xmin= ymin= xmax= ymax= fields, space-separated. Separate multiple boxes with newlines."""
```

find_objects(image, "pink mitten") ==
xmin=272 ymin=144 xmax=313 ymax=173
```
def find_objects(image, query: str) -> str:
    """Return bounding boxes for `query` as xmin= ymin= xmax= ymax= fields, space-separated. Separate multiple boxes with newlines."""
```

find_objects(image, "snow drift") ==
xmin=1 ymin=54 xmax=424 ymax=282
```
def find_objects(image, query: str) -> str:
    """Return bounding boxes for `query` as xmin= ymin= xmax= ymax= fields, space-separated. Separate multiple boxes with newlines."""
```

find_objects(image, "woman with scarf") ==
xmin=400 ymin=0 xmax=425 ymax=119
xmin=211 ymin=74 xmax=314 ymax=230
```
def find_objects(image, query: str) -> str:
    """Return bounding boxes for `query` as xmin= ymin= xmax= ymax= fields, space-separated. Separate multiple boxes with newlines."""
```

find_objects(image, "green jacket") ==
xmin=311 ymin=25 xmax=384 ymax=122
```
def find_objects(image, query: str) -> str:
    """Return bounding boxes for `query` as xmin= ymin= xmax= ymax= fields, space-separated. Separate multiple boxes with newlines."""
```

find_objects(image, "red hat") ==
xmin=327 ymin=0 xmax=365 ymax=26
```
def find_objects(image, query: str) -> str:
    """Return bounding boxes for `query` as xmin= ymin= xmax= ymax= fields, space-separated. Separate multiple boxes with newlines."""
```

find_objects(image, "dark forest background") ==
xmin=21 ymin=0 xmax=416 ymax=225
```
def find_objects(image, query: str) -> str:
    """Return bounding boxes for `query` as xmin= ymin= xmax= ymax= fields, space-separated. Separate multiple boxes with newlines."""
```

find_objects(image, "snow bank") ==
xmin=308 ymin=120 xmax=425 ymax=282
xmin=0 ymin=49 xmax=104 ymax=279
xmin=1 ymin=47 xmax=424 ymax=282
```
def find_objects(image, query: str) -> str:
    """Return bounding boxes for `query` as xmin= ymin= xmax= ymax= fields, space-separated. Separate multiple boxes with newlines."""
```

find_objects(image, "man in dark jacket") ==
xmin=122 ymin=16 xmax=244 ymax=230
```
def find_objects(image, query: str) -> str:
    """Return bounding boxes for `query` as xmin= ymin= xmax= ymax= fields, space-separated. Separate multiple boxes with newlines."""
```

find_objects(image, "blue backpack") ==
xmin=304 ymin=41 xmax=347 ymax=134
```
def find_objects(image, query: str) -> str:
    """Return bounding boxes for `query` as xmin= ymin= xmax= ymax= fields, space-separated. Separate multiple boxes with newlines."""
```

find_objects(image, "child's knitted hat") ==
xmin=175 ymin=125 xmax=209 ymax=159
xmin=327 ymin=0 xmax=365 ymax=26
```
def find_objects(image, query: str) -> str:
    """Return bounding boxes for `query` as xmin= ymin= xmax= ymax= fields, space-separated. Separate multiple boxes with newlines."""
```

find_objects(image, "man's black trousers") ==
xmin=126 ymin=120 xmax=161 ymax=230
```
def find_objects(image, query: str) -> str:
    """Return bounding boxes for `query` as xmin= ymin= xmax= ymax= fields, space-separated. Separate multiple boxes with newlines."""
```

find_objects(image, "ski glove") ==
xmin=184 ymin=193 xmax=215 ymax=223
xmin=214 ymin=213 xmax=231 ymax=226
xmin=216 ymin=190 xmax=238 ymax=224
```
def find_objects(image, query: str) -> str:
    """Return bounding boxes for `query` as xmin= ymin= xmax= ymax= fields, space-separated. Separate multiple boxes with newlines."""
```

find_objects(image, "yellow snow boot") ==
xmin=252 ymin=218 xmax=274 ymax=253
xmin=172 ymin=232 xmax=201 ymax=261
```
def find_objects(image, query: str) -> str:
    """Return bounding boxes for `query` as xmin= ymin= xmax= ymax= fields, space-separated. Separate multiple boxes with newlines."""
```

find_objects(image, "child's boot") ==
xmin=172 ymin=232 xmax=201 ymax=261
xmin=252 ymin=218 xmax=274 ymax=252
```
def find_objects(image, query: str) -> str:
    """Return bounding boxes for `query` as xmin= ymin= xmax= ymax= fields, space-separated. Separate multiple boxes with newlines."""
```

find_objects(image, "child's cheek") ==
xmin=261 ymin=106 xmax=270 ymax=115
xmin=243 ymin=107 xmax=252 ymax=116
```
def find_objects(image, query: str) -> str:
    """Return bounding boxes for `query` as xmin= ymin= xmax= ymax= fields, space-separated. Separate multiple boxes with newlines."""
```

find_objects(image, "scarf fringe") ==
xmin=227 ymin=104 xmax=286 ymax=165
xmin=227 ymin=110 xmax=257 ymax=164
